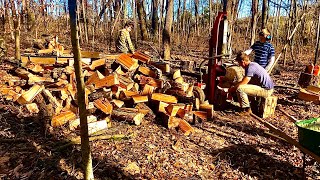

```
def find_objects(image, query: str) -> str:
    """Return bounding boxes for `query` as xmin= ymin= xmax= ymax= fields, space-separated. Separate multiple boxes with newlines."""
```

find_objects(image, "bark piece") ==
xmin=112 ymin=108 xmax=145 ymax=125
xmin=178 ymin=120 xmax=194 ymax=136
xmin=151 ymin=62 xmax=170 ymax=73
xmin=51 ymin=110 xmax=77 ymax=127
xmin=16 ymin=85 xmax=44 ymax=105
xmin=28 ymin=57 xmax=56 ymax=65
xmin=151 ymin=93 xmax=178 ymax=104
xmin=94 ymin=98 xmax=113 ymax=115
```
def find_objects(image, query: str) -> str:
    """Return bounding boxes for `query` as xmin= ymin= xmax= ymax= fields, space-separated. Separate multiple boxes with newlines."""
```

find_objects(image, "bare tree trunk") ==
xmin=132 ymin=0 xmax=137 ymax=44
xmin=177 ymin=0 xmax=181 ymax=44
xmin=68 ymin=0 xmax=94 ymax=179
xmin=151 ymin=0 xmax=159 ymax=36
xmin=136 ymin=0 xmax=148 ymax=41
xmin=250 ymin=0 xmax=258 ymax=45
xmin=194 ymin=0 xmax=199 ymax=36
xmin=11 ymin=0 xmax=20 ymax=59
xmin=81 ymin=0 xmax=88 ymax=43
xmin=182 ymin=0 xmax=186 ymax=44
xmin=261 ymin=0 xmax=268 ymax=29
xmin=163 ymin=0 xmax=173 ymax=60
xmin=123 ymin=0 xmax=127 ymax=23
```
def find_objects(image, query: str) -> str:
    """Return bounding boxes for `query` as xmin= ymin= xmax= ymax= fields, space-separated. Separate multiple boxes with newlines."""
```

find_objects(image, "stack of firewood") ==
xmin=0 ymin=50 xmax=215 ymax=136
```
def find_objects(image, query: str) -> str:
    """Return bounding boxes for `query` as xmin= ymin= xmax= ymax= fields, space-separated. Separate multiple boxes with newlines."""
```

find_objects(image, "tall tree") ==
xmin=68 ymin=0 xmax=94 ymax=179
xmin=11 ymin=0 xmax=20 ymax=59
xmin=163 ymin=0 xmax=173 ymax=60
xmin=261 ymin=0 xmax=268 ymax=29
xmin=250 ymin=0 xmax=258 ymax=45
xmin=136 ymin=0 xmax=148 ymax=40
xmin=194 ymin=0 xmax=199 ymax=36
xmin=151 ymin=0 xmax=159 ymax=35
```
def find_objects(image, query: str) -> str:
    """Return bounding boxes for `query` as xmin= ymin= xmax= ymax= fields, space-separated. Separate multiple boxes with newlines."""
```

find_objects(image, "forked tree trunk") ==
xmin=68 ymin=0 xmax=94 ymax=179
xmin=163 ymin=0 xmax=173 ymax=60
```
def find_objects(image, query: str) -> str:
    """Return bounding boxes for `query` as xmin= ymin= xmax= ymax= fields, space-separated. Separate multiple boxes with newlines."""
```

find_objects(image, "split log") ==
xmin=90 ymin=59 xmax=106 ymax=70
xmin=111 ymin=99 xmax=124 ymax=108
xmin=117 ymin=54 xmax=139 ymax=71
xmin=162 ymin=114 xmax=182 ymax=129
xmin=139 ymin=75 xmax=164 ymax=88
xmin=118 ymin=74 xmax=135 ymax=90
xmin=176 ymin=108 xmax=186 ymax=119
xmin=132 ymin=95 xmax=148 ymax=104
xmin=88 ymin=90 xmax=112 ymax=101
xmin=26 ymin=64 xmax=44 ymax=73
xmin=51 ymin=110 xmax=77 ymax=127
xmin=119 ymin=90 xmax=139 ymax=100
xmin=178 ymin=120 xmax=194 ymax=136
xmin=26 ymin=103 xmax=39 ymax=113
xmin=151 ymin=61 xmax=170 ymax=73
xmin=165 ymin=103 xmax=185 ymax=116
xmin=173 ymin=69 xmax=181 ymax=79
xmin=132 ymin=51 xmax=151 ymax=64
xmin=86 ymin=70 xmax=105 ymax=85
xmin=81 ymin=51 xmax=101 ymax=58
xmin=42 ymin=89 xmax=63 ymax=115
xmin=111 ymin=108 xmax=145 ymax=125
xmin=151 ymin=93 xmax=178 ymax=104
xmin=88 ymin=120 xmax=108 ymax=135
xmin=114 ymin=66 xmax=125 ymax=75
xmin=16 ymin=85 xmax=44 ymax=105
xmin=165 ymin=89 xmax=194 ymax=104
xmin=69 ymin=115 xmax=97 ymax=130
xmin=94 ymin=74 xmax=119 ymax=89
xmin=135 ymin=103 xmax=156 ymax=120
xmin=140 ymin=84 xmax=155 ymax=95
xmin=193 ymin=111 xmax=208 ymax=121
xmin=200 ymin=104 xmax=214 ymax=119
xmin=94 ymin=98 xmax=113 ymax=115
xmin=138 ymin=66 xmax=157 ymax=78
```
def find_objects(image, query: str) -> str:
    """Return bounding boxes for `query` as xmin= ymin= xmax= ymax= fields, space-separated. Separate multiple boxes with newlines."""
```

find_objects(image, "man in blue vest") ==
xmin=244 ymin=29 xmax=275 ymax=72
xmin=228 ymin=52 xmax=274 ymax=114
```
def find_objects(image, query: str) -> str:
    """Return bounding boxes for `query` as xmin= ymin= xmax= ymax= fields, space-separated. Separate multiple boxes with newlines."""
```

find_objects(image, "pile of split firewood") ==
xmin=0 ymin=50 xmax=214 ymax=136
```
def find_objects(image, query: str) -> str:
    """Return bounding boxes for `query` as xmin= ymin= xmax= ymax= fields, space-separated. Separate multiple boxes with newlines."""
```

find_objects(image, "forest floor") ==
xmin=0 ymin=39 xmax=320 ymax=180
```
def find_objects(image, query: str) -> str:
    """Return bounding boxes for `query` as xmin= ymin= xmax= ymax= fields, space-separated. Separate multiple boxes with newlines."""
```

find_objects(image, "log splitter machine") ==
xmin=195 ymin=1 xmax=231 ymax=105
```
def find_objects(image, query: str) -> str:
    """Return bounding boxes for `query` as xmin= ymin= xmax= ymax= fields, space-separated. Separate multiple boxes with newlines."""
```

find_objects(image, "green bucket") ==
xmin=295 ymin=117 xmax=320 ymax=156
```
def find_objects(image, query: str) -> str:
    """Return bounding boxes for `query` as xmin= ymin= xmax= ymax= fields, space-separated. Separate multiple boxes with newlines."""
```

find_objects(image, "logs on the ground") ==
xmin=1 ymin=50 xmax=219 ymax=137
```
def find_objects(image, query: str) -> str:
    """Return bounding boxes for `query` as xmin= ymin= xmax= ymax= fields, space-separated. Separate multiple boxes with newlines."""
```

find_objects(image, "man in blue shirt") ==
xmin=245 ymin=29 xmax=275 ymax=72
xmin=229 ymin=52 xmax=274 ymax=114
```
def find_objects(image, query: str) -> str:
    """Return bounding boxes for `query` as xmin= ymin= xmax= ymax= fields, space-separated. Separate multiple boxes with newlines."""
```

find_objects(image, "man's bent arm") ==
xmin=265 ymin=56 xmax=275 ymax=72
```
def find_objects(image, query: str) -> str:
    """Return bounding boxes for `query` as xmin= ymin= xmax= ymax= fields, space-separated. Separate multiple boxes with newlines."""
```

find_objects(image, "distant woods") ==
xmin=0 ymin=0 xmax=319 ymax=63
